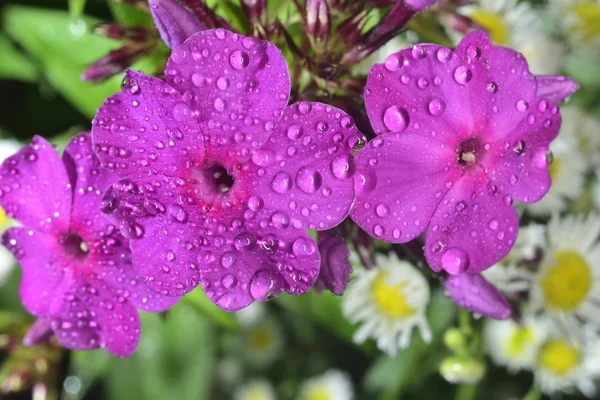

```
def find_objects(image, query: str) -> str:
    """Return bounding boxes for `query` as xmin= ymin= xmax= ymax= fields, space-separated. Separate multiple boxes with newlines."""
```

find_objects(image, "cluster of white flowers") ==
xmin=484 ymin=214 xmax=600 ymax=397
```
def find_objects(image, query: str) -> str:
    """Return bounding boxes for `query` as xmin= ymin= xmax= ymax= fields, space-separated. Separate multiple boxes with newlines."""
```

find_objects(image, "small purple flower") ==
xmin=0 ymin=134 xmax=177 ymax=357
xmin=91 ymin=29 xmax=363 ymax=311
xmin=351 ymin=31 xmax=574 ymax=275
xmin=315 ymin=231 xmax=352 ymax=295
xmin=444 ymin=273 xmax=512 ymax=319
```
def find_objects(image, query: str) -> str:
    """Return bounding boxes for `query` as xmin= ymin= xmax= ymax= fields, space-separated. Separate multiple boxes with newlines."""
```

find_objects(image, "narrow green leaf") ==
xmin=0 ymin=33 xmax=38 ymax=82
xmin=107 ymin=0 xmax=153 ymax=27
xmin=69 ymin=0 xmax=87 ymax=19
xmin=3 ymin=5 xmax=156 ymax=118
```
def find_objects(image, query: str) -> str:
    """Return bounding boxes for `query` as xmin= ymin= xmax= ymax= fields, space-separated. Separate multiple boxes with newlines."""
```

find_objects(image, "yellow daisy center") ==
xmin=572 ymin=2 xmax=600 ymax=41
xmin=548 ymin=157 xmax=561 ymax=182
xmin=538 ymin=339 xmax=581 ymax=376
xmin=540 ymin=251 xmax=592 ymax=311
xmin=0 ymin=207 xmax=11 ymax=231
xmin=248 ymin=327 xmax=274 ymax=352
xmin=506 ymin=326 xmax=534 ymax=358
xmin=305 ymin=385 xmax=332 ymax=400
xmin=245 ymin=386 xmax=272 ymax=400
xmin=470 ymin=11 xmax=509 ymax=45
xmin=371 ymin=271 xmax=416 ymax=318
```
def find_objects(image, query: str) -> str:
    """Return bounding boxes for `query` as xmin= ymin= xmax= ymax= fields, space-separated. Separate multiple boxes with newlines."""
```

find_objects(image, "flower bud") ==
xmin=444 ymin=273 xmax=512 ymax=320
xmin=440 ymin=355 xmax=486 ymax=384
xmin=149 ymin=0 xmax=205 ymax=48
xmin=306 ymin=0 xmax=331 ymax=47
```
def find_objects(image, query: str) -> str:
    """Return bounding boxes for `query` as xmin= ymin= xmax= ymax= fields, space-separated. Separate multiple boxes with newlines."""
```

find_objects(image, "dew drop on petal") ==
xmin=250 ymin=269 xmax=284 ymax=301
xmin=441 ymin=248 xmax=470 ymax=275
xmin=229 ymin=50 xmax=249 ymax=70
xmin=383 ymin=106 xmax=409 ymax=132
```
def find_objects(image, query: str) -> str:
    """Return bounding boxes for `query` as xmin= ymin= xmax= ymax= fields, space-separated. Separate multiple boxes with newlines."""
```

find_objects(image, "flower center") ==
xmin=469 ymin=11 xmax=509 ymax=45
xmin=60 ymin=233 xmax=89 ymax=260
xmin=540 ymin=251 xmax=592 ymax=311
xmin=457 ymin=138 xmax=483 ymax=169
xmin=572 ymin=2 xmax=600 ymax=41
xmin=248 ymin=326 xmax=275 ymax=352
xmin=0 ymin=207 xmax=11 ymax=231
xmin=201 ymin=164 xmax=235 ymax=196
xmin=538 ymin=339 xmax=581 ymax=376
xmin=506 ymin=326 xmax=534 ymax=358
xmin=305 ymin=385 xmax=332 ymax=400
xmin=371 ymin=271 xmax=416 ymax=318
xmin=548 ymin=156 xmax=561 ymax=182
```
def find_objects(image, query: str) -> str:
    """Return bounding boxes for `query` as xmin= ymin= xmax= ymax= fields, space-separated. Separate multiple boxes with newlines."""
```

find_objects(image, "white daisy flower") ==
xmin=548 ymin=0 xmax=600 ymax=54
xmin=298 ymin=370 xmax=354 ymax=400
xmin=342 ymin=253 xmax=431 ymax=356
xmin=483 ymin=224 xmax=545 ymax=292
xmin=526 ymin=135 xmax=587 ymax=216
xmin=560 ymin=106 xmax=600 ymax=166
xmin=456 ymin=0 xmax=563 ymax=75
xmin=484 ymin=316 xmax=549 ymax=372
xmin=234 ymin=379 xmax=277 ymax=400
xmin=530 ymin=214 xmax=600 ymax=337
xmin=0 ymin=139 xmax=20 ymax=285
xmin=242 ymin=316 xmax=284 ymax=368
xmin=534 ymin=331 xmax=600 ymax=397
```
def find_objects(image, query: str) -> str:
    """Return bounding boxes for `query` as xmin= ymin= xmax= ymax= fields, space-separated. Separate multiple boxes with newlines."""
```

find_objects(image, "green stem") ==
xmin=522 ymin=385 xmax=542 ymax=400
xmin=455 ymin=384 xmax=477 ymax=400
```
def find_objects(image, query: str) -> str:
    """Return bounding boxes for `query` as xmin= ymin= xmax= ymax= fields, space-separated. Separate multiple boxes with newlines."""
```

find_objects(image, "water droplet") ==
xmin=252 ymin=149 xmax=276 ymax=166
xmin=296 ymin=167 xmax=322 ymax=193
xmin=271 ymin=212 xmax=290 ymax=229
xmin=331 ymin=154 xmax=356 ymax=180
xmin=436 ymin=47 xmax=452 ymax=63
xmin=488 ymin=219 xmax=499 ymax=230
xmin=229 ymin=50 xmax=249 ymax=70
xmin=373 ymin=225 xmax=384 ymax=236
xmin=221 ymin=252 xmax=235 ymax=268
xmin=298 ymin=102 xmax=312 ymax=114
xmin=538 ymin=100 xmax=549 ymax=112
xmin=466 ymin=45 xmax=481 ymax=61
xmin=173 ymin=102 xmax=192 ymax=121
xmin=287 ymin=124 xmax=303 ymax=140
xmin=441 ymin=248 xmax=470 ymax=275
xmin=271 ymin=172 xmax=293 ymax=194
xmin=169 ymin=204 xmax=188 ymax=222
xmin=454 ymin=66 xmax=472 ymax=84
xmin=214 ymin=98 xmax=226 ymax=112
xmin=486 ymin=81 xmax=499 ymax=93
xmin=533 ymin=147 xmax=551 ymax=169
xmin=355 ymin=167 xmax=377 ymax=197
xmin=384 ymin=53 xmax=403 ymax=71
xmin=247 ymin=196 xmax=264 ymax=211
xmin=428 ymin=99 xmax=446 ymax=116
xmin=376 ymin=204 xmax=389 ymax=217
xmin=222 ymin=274 xmax=237 ymax=289
xmin=216 ymin=77 xmax=229 ymax=90
xmin=250 ymin=269 xmax=284 ymax=301
xmin=383 ymin=106 xmax=409 ymax=132
xmin=292 ymin=237 xmax=315 ymax=256
xmin=516 ymin=100 xmax=529 ymax=112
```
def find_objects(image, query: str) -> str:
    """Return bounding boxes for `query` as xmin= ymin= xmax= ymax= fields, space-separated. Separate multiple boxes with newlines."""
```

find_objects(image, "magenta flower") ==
xmin=91 ymin=29 xmax=363 ymax=311
xmin=0 ymin=134 xmax=177 ymax=357
xmin=351 ymin=31 xmax=572 ymax=276
xmin=444 ymin=274 xmax=512 ymax=319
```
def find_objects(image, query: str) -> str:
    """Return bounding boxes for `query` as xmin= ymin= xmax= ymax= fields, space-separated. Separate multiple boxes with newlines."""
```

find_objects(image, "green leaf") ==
xmin=183 ymin=287 xmax=240 ymax=331
xmin=2 ymin=5 xmax=156 ymax=118
xmin=107 ymin=0 xmax=153 ymax=27
xmin=0 ymin=33 xmax=38 ymax=82
xmin=278 ymin=290 xmax=377 ymax=356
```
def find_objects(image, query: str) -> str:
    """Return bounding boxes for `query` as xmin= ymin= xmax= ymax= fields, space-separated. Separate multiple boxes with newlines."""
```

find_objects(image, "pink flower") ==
xmin=351 ymin=31 xmax=575 ymax=275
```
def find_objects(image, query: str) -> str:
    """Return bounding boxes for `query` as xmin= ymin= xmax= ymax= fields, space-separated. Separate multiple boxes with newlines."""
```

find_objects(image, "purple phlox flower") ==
xmin=315 ymin=230 xmax=352 ymax=295
xmin=351 ymin=31 xmax=576 ymax=276
xmin=0 ymin=134 xmax=178 ymax=357
xmin=149 ymin=0 xmax=206 ymax=49
xmin=444 ymin=273 xmax=512 ymax=319
xmin=340 ymin=0 xmax=436 ymax=64
xmin=91 ymin=28 xmax=364 ymax=311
